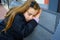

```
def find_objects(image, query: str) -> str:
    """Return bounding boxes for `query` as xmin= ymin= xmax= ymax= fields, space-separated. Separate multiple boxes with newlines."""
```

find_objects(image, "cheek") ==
xmin=24 ymin=13 xmax=33 ymax=20
xmin=26 ymin=15 xmax=33 ymax=20
xmin=25 ymin=14 xmax=29 ymax=18
xmin=28 ymin=16 xmax=33 ymax=20
xmin=24 ymin=13 xmax=29 ymax=19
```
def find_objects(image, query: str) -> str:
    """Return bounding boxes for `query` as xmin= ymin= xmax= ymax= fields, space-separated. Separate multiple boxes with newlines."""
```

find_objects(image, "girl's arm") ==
xmin=12 ymin=13 xmax=38 ymax=38
xmin=13 ymin=9 xmax=41 ymax=38
xmin=23 ymin=19 xmax=38 ymax=38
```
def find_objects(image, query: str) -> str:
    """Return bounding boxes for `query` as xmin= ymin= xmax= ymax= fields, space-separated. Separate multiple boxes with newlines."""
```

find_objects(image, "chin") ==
xmin=26 ymin=20 xmax=30 ymax=22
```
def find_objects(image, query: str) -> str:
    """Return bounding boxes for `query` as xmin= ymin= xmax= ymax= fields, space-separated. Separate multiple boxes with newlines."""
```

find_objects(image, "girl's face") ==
xmin=24 ymin=7 xmax=38 ymax=21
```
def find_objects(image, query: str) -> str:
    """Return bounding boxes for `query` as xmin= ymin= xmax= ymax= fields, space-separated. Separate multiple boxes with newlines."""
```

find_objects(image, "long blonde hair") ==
xmin=2 ymin=0 xmax=40 ymax=32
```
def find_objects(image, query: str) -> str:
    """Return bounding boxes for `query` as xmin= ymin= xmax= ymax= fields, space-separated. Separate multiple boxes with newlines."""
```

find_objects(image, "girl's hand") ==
xmin=33 ymin=9 xmax=42 ymax=19
xmin=33 ymin=9 xmax=42 ymax=23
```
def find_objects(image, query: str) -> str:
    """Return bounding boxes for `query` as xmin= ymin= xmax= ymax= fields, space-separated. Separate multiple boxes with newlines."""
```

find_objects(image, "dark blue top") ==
xmin=0 ymin=13 xmax=37 ymax=40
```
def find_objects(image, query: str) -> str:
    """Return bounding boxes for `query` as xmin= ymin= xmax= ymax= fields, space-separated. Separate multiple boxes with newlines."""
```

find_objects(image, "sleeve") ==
xmin=23 ymin=19 xmax=38 ymax=38
xmin=0 ymin=20 xmax=6 ymax=31
xmin=12 ymin=14 xmax=38 ymax=38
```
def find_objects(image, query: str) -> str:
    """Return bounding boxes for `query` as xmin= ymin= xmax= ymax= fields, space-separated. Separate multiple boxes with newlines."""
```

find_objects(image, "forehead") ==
xmin=27 ymin=7 xmax=38 ymax=15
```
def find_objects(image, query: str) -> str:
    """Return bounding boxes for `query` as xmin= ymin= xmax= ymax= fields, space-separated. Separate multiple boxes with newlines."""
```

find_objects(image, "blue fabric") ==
xmin=0 ymin=20 xmax=2 ymax=23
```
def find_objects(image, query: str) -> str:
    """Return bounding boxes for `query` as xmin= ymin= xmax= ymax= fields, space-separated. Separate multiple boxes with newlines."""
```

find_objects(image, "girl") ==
xmin=0 ymin=0 xmax=41 ymax=40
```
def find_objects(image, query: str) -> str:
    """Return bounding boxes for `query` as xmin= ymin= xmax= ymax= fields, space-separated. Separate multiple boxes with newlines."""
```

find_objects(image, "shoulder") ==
xmin=13 ymin=12 xmax=26 ymax=24
xmin=15 ymin=12 xmax=25 ymax=20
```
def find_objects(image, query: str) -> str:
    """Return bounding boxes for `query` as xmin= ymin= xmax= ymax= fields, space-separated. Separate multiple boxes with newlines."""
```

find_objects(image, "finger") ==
xmin=37 ymin=9 xmax=42 ymax=16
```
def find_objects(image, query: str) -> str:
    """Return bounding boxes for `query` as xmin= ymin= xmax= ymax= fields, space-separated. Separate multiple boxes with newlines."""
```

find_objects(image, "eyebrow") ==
xmin=27 ymin=11 xmax=36 ymax=16
xmin=27 ymin=11 xmax=32 ymax=15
